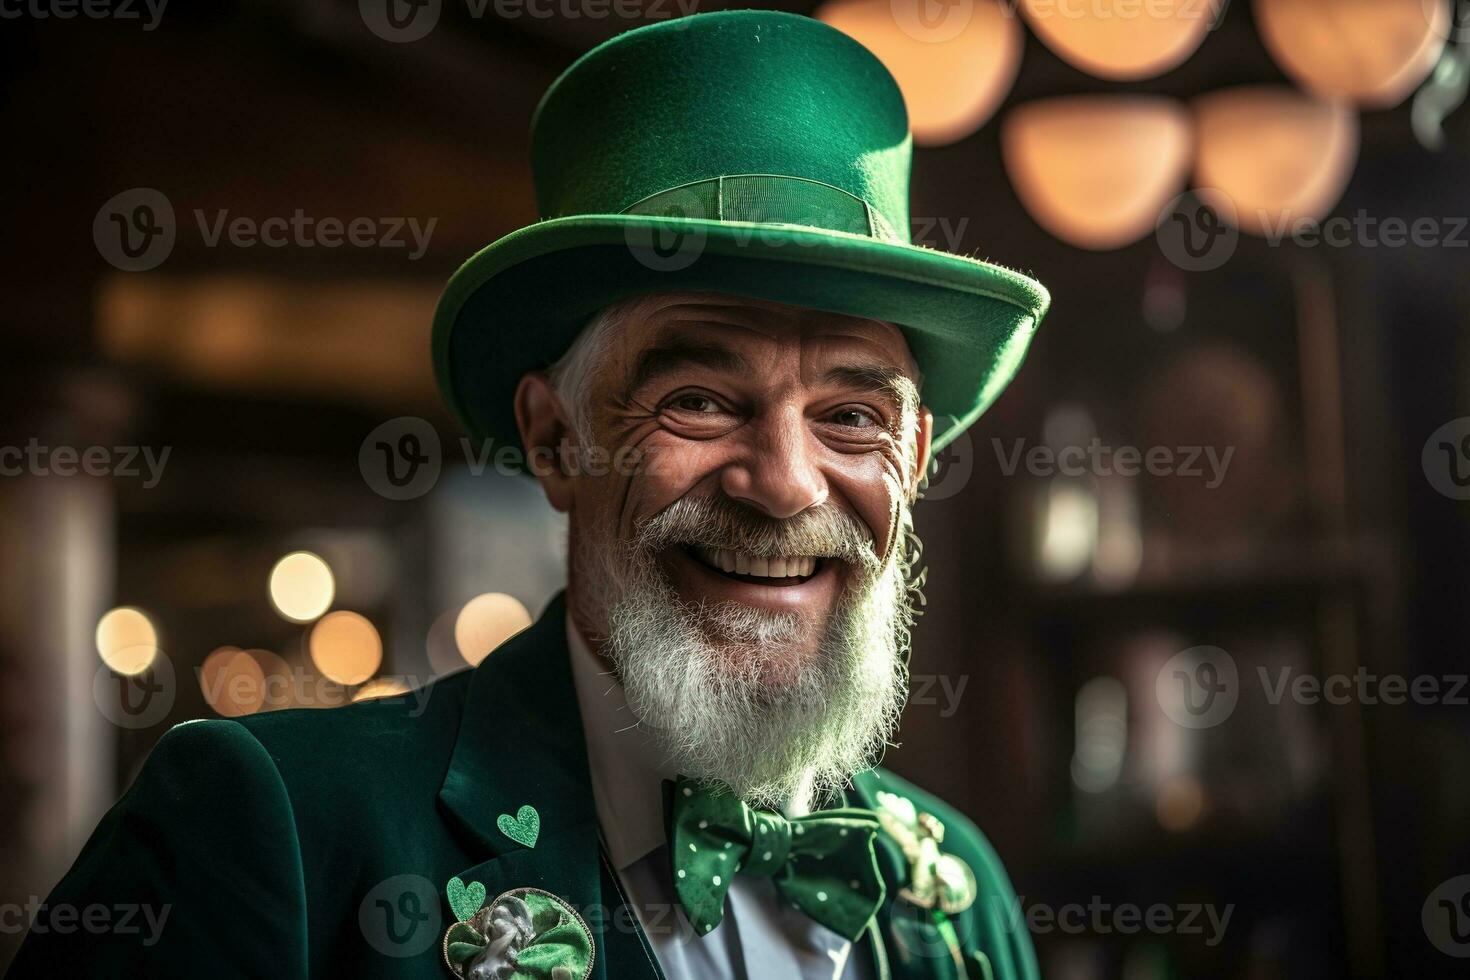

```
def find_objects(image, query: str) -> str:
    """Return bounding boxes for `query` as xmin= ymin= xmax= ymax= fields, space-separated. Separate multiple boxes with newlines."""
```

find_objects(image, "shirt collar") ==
xmin=566 ymin=615 xmax=676 ymax=870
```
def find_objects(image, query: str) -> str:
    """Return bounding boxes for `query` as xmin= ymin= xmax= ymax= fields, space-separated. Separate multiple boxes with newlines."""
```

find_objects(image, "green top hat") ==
xmin=432 ymin=9 xmax=1049 ymax=455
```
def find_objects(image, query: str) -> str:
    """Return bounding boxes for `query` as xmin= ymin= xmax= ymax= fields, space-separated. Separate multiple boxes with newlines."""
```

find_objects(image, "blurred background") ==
xmin=3 ymin=0 xmax=1469 ymax=976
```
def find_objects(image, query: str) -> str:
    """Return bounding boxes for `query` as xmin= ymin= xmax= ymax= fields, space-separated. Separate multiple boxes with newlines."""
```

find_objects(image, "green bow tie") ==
xmin=667 ymin=776 xmax=887 ymax=942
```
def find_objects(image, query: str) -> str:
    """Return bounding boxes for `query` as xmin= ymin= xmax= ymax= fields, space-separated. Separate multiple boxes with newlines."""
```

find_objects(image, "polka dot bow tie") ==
xmin=667 ymin=776 xmax=887 ymax=942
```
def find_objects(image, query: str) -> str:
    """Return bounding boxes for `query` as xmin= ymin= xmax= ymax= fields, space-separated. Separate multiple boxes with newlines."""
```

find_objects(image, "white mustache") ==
xmin=635 ymin=496 xmax=880 ymax=569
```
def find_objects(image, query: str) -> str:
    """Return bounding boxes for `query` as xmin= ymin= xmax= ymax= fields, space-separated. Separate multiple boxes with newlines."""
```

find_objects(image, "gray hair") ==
xmin=546 ymin=296 xmax=657 ymax=447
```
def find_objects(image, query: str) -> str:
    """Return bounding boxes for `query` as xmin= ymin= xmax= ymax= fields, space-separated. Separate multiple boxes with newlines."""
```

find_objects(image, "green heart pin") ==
xmin=445 ymin=876 xmax=486 ymax=923
xmin=496 ymin=804 xmax=541 ymax=848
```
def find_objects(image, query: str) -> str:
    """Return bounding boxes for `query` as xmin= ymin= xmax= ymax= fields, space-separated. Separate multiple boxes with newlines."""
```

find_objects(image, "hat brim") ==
xmin=433 ymin=214 xmax=1048 ymax=458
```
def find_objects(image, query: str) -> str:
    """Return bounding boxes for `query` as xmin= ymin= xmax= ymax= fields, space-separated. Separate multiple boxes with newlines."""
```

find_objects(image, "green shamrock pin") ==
xmin=441 ymin=884 xmax=594 ymax=980
xmin=497 ymin=804 xmax=541 ymax=848
xmin=873 ymin=791 xmax=978 ymax=915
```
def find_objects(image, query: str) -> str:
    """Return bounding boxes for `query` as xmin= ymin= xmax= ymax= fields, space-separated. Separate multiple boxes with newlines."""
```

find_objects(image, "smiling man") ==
xmin=7 ymin=10 xmax=1047 ymax=980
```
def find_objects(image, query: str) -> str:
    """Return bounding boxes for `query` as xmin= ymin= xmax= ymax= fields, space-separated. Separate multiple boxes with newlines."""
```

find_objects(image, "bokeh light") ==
xmin=1193 ymin=86 xmax=1359 ymax=237
xmin=817 ymin=0 xmax=1023 ymax=147
xmin=1254 ymin=0 xmax=1451 ymax=108
xmin=200 ymin=646 xmax=267 ymax=717
xmin=353 ymin=677 xmax=412 ymax=702
xmin=309 ymin=610 xmax=383 ymax=685
xmin=268 ymin=550 xmax=335 ymax=624
xmin=1021 ymin=0 xmax=1222 ymax=81
xmin=1157 ymin=774 xmax=1207 ymax=832
xmin=454 ymin=593 xmax=532 ymax=667
xmin=95 ymin=606 xmax=159 ymax=676
xmin=1003 ymin=96 xmax=1193 ymax=249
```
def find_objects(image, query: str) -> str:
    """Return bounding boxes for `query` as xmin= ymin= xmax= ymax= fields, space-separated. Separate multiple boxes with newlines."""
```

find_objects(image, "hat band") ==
xmin=620 ymin=174 xmax=901 ymax=243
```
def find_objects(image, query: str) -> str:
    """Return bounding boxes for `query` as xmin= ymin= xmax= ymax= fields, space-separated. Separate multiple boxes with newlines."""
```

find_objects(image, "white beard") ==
xmin=574 ymin=497 xmax=915 ymax=811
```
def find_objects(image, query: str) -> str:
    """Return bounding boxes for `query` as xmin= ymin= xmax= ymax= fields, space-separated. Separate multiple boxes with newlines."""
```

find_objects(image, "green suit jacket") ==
xmin=8 ymin=594 xmax=1036 ymax=980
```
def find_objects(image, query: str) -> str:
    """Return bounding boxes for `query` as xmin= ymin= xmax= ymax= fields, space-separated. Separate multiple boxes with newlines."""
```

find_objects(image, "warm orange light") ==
xmin=1192 ymin=86 xmax=1359 ymax=237
xmin=1254 ymin=0 xmax=1451 ymax=108
xmin=454 ymin=593 xmax=532 ymax=667
xmin=200 ymin=646 xmax=267 ymax=717
xmin=353 ymin=677 xmax=412 ymax=702
xmin=1156 ymin=775 xmax=1206 ymax=832
xmin=268 ymin=551 xmax=334 ymax=624
xmin=95 ymin=607 xmax=159 ymax=676
xmin=309 ymin=611 xmax=383 ymax=685
xmin=817 ymin=0 xmax=1023 ymax=146
xmin=1002 ymin=96 xmax=1193 ymax=249
xmin=1021 ymin=0 xmax=1222 ymax=80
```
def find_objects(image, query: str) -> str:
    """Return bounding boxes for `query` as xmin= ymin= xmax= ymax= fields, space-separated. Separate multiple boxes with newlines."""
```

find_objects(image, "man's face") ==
xmin=516 ymin=292 xmax=932 ymax=806
xmin=570 ymin=294 xmax=926 ymax=643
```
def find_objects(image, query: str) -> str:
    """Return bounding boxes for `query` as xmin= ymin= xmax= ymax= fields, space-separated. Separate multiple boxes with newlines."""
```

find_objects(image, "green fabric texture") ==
xmin=432 ymin=9 xmax=1050 ymax=461
xmin=5 ymin=594 xmax=1038 ymax=980
xmin=667 ymin=775 xmax=886 ymax=942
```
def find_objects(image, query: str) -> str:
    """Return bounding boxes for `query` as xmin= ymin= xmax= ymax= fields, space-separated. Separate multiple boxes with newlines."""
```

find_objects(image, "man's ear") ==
xmin=513 ymin=371 xmax=576 ymax=513
xmin=910 ymin=407 xmax=934 ymax=502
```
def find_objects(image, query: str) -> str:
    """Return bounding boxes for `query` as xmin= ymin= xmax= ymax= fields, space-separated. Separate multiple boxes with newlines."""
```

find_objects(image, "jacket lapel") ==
xmin=435 ymin=593 xmax=661 ymax=980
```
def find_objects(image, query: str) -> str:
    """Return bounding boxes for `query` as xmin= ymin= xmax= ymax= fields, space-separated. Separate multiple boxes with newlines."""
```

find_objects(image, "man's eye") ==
xmin=832 ymin=406 xmax=880 ymax=429
xmin=671 ymin=393 xmax=720 ymax=414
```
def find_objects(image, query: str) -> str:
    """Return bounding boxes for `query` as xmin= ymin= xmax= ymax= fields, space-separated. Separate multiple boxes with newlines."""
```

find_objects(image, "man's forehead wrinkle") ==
xmin=629 ymin=340 xmax=750 ymax=393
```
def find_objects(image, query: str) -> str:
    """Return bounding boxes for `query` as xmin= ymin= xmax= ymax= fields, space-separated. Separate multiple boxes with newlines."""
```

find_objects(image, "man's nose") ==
xmin=720 ymin=408 xmax=828 ymax=519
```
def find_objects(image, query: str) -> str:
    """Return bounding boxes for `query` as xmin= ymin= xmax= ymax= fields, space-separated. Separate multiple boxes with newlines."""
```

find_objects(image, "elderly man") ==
xmin=8 ymin=10 xmax=1047 ymax=980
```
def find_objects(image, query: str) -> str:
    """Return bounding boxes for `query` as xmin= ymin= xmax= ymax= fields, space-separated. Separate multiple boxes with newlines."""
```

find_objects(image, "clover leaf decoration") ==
xmin=441 ymin=879 xmax=594 ymax=980
xmin=873 ymin=791 xmax=978 ymax=916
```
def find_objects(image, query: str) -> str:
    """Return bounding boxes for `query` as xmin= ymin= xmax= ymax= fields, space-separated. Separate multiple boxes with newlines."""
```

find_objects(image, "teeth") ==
xmin=692 ymin=548 xmax=819 ymax=579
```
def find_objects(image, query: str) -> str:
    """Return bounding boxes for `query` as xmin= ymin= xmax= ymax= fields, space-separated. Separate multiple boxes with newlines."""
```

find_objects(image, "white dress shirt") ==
xmin=566 ymin=619 xmax=874 ymax=980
